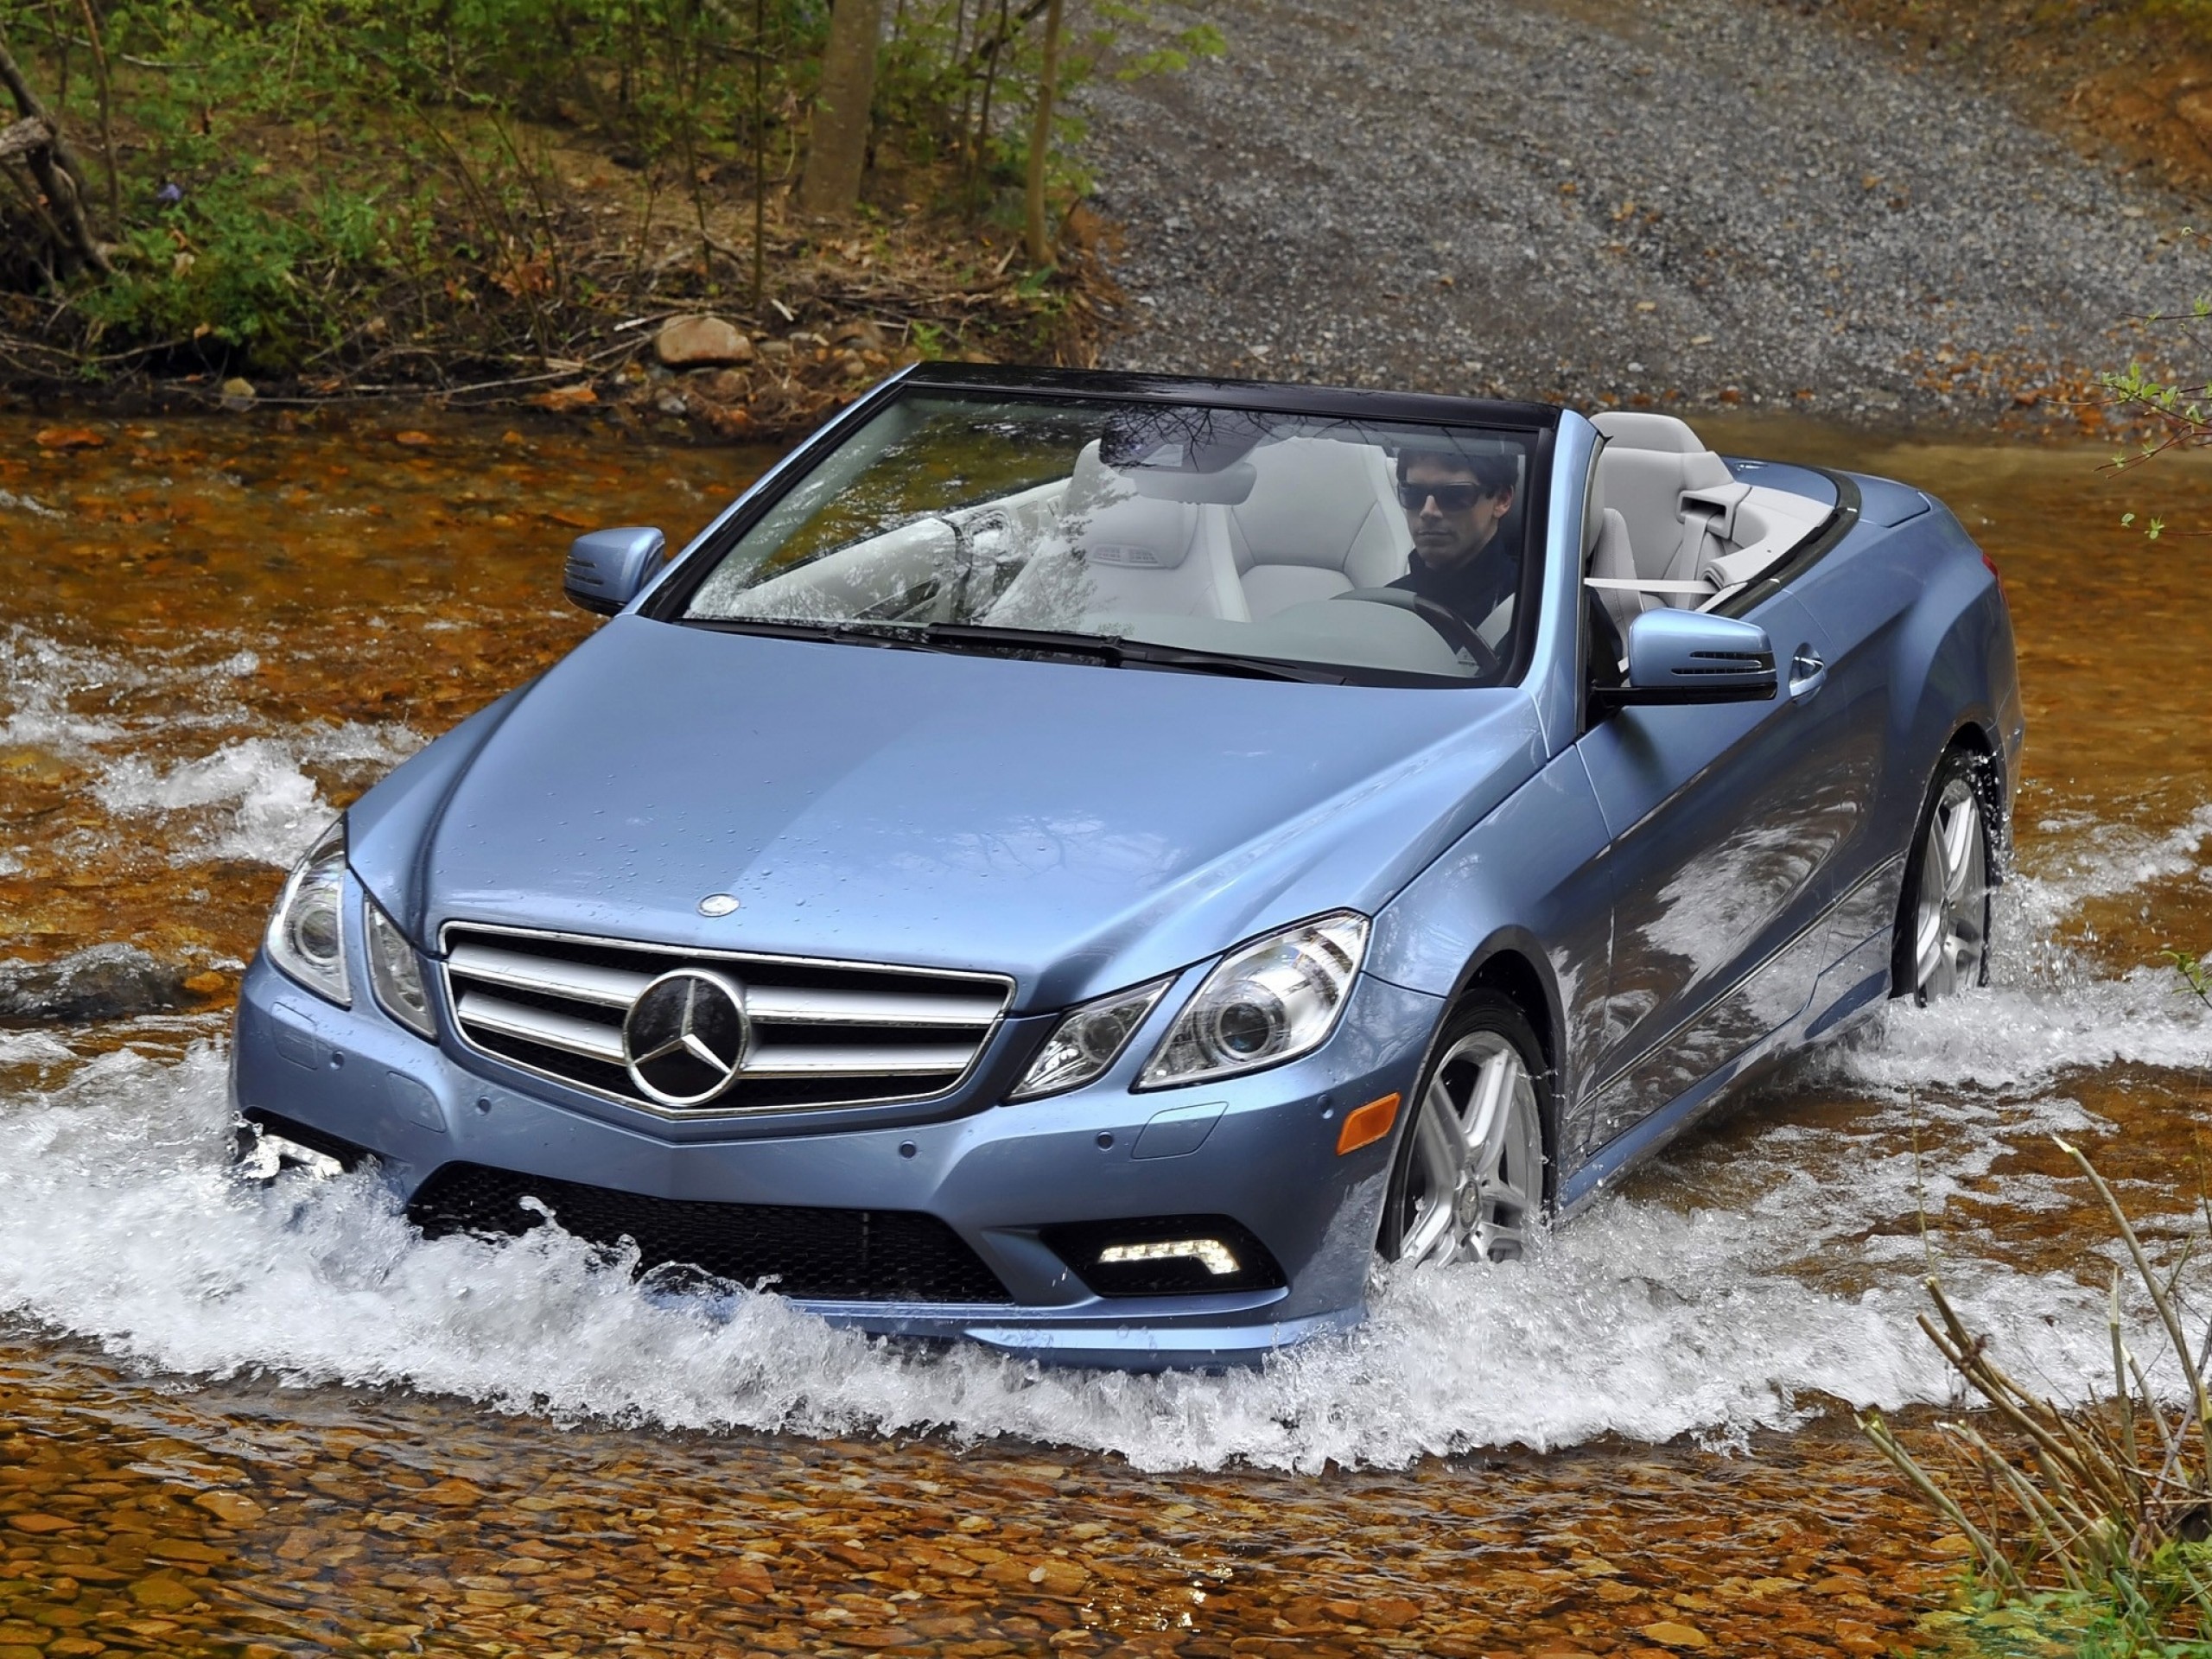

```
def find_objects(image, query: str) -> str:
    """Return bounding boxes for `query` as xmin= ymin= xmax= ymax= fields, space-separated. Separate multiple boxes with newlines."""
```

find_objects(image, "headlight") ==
xmin=1008 ymin=978 xmax=1170 ymax=1101
xmin=365 ymin=897 xmax=435 ymax=1040
xmin=1139 ymin=912 xmax=1370 ymax=1089
xmin=265 ymin=817 xmax=350 ymax=1007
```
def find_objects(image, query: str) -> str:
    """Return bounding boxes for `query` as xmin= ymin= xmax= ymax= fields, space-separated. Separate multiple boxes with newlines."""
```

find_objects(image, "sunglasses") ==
xmin=1397 ymin=482 xmax=1493 ymax=512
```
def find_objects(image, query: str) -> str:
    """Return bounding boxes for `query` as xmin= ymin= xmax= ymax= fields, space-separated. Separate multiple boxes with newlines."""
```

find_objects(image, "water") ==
xmin=0 ymin=407 xmax=2207 ymax=1651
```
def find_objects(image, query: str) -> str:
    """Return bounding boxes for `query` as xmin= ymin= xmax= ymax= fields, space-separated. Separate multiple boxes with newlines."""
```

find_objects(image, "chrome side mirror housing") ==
xmin=1594 ymin=608 xmax=1777 ymax=711
xmin=564 ymin=526 xmax=666 ymax=615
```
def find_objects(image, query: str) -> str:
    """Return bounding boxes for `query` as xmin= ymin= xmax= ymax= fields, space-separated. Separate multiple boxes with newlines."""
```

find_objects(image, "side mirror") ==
xmin=564 ymin=526 xmax=666 ymax=616
xmin=1593 ymin=608 xmax=1777 ymax=711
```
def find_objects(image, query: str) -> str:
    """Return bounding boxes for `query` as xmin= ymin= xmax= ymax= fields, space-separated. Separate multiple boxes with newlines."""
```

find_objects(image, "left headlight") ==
xmin=365 ymin=897 xmax=435 ymax=1040
xmin=265 ymin=817 xmax=351 ymax=1007
xmin=1139 ymin=911 xmax=1370 ymax=1089
xmin=1008 ymin=977 xmax=1171 ymax=1102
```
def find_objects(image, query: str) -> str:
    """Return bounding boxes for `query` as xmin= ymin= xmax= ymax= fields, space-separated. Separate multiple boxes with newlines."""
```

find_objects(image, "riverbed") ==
xmin=0 ymin=408 xmax=2206 ymax=1656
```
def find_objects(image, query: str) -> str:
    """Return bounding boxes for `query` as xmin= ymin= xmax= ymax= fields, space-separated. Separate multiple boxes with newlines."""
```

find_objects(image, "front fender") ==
xmin=1364 ymin=746 xmax=1614 ymax=1119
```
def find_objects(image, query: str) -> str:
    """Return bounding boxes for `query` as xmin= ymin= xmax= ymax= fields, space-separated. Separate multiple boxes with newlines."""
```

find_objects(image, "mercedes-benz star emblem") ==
xmin=621 ymin=969 xmax=751 ymax=1107
xmin=697 ymin=893 xmax=740 ymax=917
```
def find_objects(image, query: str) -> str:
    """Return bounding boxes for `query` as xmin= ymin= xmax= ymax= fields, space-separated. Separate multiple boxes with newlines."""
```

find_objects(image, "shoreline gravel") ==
xmin=1079 ymin=0 xmax=2199 ymax=428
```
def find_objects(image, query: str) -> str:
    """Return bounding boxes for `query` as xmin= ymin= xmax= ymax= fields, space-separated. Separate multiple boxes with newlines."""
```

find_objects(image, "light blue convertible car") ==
xmin=232 ymin=365 xmax=2022 ymax=1365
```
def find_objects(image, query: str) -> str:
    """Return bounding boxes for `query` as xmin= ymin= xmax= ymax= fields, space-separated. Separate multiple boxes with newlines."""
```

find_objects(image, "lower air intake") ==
xmin=408 ymin=1163 xmax=1012 ymax=1304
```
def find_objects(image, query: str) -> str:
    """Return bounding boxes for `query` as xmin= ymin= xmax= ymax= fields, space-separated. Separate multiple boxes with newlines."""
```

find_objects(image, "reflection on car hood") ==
xmin=368 ymin=616 xmax=1546 ymax=1008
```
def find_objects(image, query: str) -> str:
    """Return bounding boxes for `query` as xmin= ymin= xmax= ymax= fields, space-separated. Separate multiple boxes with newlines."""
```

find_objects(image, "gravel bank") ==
xmin=1080 ymin=0 xmax=2198 ymax=423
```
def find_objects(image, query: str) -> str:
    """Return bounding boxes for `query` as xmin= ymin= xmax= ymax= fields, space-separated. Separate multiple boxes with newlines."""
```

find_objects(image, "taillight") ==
xmin=1981 ymin=549 xmax=2005 ymax=601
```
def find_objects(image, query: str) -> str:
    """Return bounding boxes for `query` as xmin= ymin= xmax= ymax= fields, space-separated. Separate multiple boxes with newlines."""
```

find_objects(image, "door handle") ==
xmin=1788 ymin=645 xmax=1827 ymax=701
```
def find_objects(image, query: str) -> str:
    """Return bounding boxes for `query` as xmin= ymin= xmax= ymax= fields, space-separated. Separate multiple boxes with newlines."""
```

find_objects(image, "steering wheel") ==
xmin=1332 ymin=588 xmax=1501 ymax=677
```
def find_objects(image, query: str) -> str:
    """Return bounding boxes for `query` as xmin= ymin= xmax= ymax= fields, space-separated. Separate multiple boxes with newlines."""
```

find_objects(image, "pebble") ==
xmin=0 ymin=1344 xmax=1965 ymax=1657
xmin=1080 ymin=0 xmax=2191 ymax=423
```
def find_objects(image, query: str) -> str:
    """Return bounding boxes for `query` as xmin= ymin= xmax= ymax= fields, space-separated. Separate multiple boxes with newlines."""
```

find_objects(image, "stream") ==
xmin=0 ymin=407 xmax=2207 ymax=1656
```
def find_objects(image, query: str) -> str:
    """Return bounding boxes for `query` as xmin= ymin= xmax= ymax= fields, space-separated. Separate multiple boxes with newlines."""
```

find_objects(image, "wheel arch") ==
xmin=1399 ymin=932 xmax=1566 ymax=1201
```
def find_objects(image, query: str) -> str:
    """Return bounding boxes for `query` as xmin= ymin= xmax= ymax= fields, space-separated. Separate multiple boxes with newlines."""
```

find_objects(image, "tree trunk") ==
xmin=0 ymin=23 xmax=109 ymax=274
xmin=798 ymin=0 xmax=886 ymax=219
xmin=1022 ymin=0 xmax=1062 ymax=267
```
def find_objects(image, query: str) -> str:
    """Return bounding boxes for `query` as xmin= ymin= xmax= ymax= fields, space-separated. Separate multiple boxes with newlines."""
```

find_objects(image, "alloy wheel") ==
xmin=1396 ymin=1028 xmax=1544 ymax=1264
xmin=1912 ymin=772 xmax=1988 ymax=1001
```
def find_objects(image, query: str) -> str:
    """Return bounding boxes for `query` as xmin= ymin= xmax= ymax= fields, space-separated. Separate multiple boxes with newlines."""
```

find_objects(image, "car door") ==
xmin=1567 ymin=590 xmax=1864 ymax=1160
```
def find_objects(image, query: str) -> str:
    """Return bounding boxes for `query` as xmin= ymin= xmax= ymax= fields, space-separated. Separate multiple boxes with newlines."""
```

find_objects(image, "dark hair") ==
xmin=1395 ymin=446 xmax=1518 ymax=497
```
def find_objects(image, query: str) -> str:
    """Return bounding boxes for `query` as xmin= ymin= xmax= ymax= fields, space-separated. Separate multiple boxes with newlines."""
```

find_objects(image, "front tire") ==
xmin=1893 ymin=746 xmax=1995 ymax=1003
xmin=1376 ymin=993 xmax=1551 ymax=1265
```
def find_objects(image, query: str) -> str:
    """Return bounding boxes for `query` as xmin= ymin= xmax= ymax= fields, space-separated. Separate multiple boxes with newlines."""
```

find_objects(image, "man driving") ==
xmin=1390 ymin=445 xmax=1520 ymax=633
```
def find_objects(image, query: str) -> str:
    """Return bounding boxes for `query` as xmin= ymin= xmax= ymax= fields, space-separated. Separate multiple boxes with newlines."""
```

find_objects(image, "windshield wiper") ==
xmin=687 ymin=616 xmax=921 ymax=646
xmin=918 ymin=624 xmax=1343 ymax=683
xmin=687 ymin=617 xmax=1342 ymax=683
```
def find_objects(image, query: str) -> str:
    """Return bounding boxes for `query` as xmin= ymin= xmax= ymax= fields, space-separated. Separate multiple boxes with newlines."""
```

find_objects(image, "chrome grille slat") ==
xmin=744 ymin=1043 xmax=975 ymax=1077
xmin=448 ymin=944 xmax=652 ymax=1008
xmin=743 ymin=987 xmax=1003 ymax=1028
xmin=440 ymin=923 xmax=1013 ymax=1118
xmin=456 ymin=991 xmax=626 ymax=1064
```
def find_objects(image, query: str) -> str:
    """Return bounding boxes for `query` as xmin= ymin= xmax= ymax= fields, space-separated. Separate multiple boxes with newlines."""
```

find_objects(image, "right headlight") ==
xmin=265 ymin=817 xmax=351 ymax=1007
xmin=1138 ymin=911 xmax=1370 ymax=1089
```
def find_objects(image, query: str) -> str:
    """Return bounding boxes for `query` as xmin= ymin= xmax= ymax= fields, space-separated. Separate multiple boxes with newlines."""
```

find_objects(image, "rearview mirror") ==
xmin=1592 ymin=608 xmax=1777 ymax=711
xmin=564 ymin=526 xmax=666 ymax=615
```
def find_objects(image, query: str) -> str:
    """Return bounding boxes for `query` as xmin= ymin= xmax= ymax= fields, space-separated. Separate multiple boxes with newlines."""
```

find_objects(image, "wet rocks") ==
xmin=653 ymin=315 xmax=755 ymax=369
xmin=0 ymin=944 xmax=194 ymax=1021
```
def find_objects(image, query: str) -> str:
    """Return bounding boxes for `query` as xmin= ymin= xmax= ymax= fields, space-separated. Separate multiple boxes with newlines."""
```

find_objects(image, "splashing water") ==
xmin=0 ymin=798 xmax=2200 ymax=1475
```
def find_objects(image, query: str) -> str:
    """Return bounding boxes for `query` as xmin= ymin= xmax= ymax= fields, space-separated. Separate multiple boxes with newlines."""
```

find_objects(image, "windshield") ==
xmin=680 ymin=392 xmax=1543 ymax=687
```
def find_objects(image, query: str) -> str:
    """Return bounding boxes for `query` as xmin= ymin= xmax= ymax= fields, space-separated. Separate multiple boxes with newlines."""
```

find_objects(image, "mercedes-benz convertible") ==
xmin=232 ymin=364 xmax=2022 ymax=1366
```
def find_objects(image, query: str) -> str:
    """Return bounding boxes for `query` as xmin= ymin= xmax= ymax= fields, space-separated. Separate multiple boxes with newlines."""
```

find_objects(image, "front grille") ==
xmin=409 ymin=1162 xmax=1013 ymax=1303
xmin=440 ymin=924 xmax=1012 ymax=1116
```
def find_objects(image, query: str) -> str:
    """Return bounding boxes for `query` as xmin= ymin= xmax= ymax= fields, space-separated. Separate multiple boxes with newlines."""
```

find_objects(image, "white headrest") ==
xmin=1071 ymin=491 xmax=1198 ymax=571
xmin=1591 ymin=410 xmax=1712 ymax=454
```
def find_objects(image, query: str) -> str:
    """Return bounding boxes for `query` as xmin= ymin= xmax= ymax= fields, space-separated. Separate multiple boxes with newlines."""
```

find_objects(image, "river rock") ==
xmin=0 ymin=944 xmax=193 ymax=1020
xmin=654 ymin=316 xmax=754 ymax=368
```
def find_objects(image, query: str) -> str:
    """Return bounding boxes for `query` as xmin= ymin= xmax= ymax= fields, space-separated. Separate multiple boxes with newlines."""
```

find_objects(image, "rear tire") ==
xmin=1376 ymin=992 xmax=1551 ymax=1265
xmin=1891 ymin=746 xmax=1996 ymax=1003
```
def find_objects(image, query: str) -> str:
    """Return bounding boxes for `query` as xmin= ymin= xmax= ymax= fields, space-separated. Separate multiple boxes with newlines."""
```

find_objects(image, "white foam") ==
xmin=92 ymin=724 xmax=421 ymax=866
xmin=0 ymin=628 xmax=137 ymax=754
xmin=0 ymin=1039 xmax=2180 ymax=1473
xmin=2007 ymin=804 xmax=2212 ymax=943
xmin=0 ymin=791 xmax=2202 ymax=1470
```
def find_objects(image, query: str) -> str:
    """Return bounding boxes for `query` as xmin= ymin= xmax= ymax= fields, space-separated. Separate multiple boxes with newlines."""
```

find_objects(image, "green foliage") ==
xmin=0 ymin=0 xmax=1212 ymax=371
xmin=2170 ymin=949 xmax=2211 ymax=1010
xmin=2102 ymin=227 xmax=2209 ymax=536
xmin=874 ymin=0 xmax=1220 ymax=217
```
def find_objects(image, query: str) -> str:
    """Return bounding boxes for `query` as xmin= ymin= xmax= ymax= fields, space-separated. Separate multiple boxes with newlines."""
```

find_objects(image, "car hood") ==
xmin=356 ymin=616 xmax=1547 ymax=1009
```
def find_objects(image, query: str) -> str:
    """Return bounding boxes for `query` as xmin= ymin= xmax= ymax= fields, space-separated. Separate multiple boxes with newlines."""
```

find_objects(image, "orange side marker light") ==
xmin=1336 ymin=1092 xmax=1401 ymax=1156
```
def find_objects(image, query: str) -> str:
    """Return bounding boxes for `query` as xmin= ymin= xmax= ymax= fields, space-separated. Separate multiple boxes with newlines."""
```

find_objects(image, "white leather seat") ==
xmin=984 ymin=442 xmax=1249 ymax=627
xmin=1591 ymin=410 xmax=1736 ymax=605
xmin=1225 ymin=438 xmax=1410 ymax=620
xmin=1586 ymin=506 xmax=1642 ymax=642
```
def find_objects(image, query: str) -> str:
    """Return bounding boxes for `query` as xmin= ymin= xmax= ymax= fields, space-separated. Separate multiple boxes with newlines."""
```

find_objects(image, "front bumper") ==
xmin=230 ymin=899 xmax=1442 ymax=1368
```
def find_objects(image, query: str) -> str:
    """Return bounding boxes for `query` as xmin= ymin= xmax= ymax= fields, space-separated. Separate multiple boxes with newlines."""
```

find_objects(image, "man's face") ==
xmin=1402 ymin=459 xmax=1514 ymax=572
